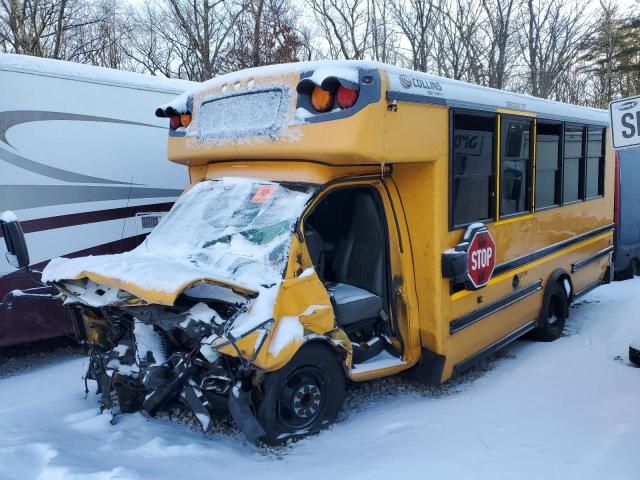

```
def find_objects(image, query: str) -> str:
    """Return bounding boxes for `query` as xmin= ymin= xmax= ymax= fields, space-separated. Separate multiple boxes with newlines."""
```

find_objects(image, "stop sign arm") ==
xmin=442 ymin=223 xmax=497 ymax=291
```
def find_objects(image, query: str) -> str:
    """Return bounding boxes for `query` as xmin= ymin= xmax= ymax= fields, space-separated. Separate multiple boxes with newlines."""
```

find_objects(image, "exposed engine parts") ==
xmin=81 ymin=299 xmax=263 ymax=441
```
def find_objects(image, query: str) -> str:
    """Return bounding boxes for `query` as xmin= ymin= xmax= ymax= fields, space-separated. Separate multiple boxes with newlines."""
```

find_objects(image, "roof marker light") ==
xmin=169 ymin=115 xmax=181 ymax=130
xmin=337 ymin=85 xmax=359 ymax=109
xmin=311 ymin=86 xmax=334 ymax=112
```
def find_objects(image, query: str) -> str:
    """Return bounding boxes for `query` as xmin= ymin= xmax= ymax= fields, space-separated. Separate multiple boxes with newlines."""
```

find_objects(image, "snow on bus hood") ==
xmin=42 ymin=178 xmax=315 ymax=306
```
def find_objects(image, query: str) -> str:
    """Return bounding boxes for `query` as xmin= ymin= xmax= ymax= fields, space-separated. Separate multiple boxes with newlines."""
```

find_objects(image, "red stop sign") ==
xmin=467 ymin=229 xmax=496 ymax=289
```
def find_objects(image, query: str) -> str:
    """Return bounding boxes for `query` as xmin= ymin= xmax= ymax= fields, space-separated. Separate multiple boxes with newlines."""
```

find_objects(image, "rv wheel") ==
xmin=532 ymin=281 xmax=568 ymax=342
xmin=256 ymin=343 xmax=345 ymax=445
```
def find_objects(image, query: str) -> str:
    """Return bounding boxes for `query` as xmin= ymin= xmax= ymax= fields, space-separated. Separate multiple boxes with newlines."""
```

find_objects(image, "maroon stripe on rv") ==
xmin=0 ymin=233 xmax=148 ymax=347
xmin=29 ymin=233 xmax=149 ymax=271
xmin=0 ymin=202 xmax=173 ymax=238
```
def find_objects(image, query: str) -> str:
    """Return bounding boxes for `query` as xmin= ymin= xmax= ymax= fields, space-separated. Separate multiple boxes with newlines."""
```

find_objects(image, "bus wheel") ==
xmin=256 ymin=343 xmax=345 ymax=445
xmin=532 ymin=282 xmax=568 ymax=342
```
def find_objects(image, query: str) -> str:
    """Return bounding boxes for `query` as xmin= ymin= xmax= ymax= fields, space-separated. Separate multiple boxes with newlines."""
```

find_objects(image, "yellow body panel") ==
xmin=130 ymin=65 xmax=614 ymax=385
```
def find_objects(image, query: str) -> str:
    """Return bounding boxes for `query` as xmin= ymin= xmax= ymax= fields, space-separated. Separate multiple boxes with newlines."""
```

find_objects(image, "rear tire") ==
xmin=256 ymin=343 xmax=345 ymax=445
xmin=532 ymin=281 xmax=568 ymax=342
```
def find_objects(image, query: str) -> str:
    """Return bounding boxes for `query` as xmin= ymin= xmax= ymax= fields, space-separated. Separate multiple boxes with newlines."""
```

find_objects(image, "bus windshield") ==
xmin=143 ymin=178 xmax=315 ymax=286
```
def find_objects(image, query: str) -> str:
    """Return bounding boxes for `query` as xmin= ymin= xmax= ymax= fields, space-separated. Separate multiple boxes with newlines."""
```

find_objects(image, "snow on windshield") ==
xmin=144 ymin=177 xmax=313 ymax=285
xmin=43 ymin=178 xmax=315 ymax=296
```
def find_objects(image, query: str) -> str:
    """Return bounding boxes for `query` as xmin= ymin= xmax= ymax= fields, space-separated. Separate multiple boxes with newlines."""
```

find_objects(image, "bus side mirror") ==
xmin=1 ymin=212 xmax=30 ymax=269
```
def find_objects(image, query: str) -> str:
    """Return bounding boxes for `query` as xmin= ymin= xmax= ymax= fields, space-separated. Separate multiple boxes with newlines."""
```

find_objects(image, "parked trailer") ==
xmin=0 ymin=54 xmax=195 ymax=347
xmin=614 ymin=147 xmax=640 ymax=278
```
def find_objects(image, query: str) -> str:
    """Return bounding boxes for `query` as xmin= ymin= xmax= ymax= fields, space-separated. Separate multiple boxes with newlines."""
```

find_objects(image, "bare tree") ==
xmin=478 ymin=0 xmax=516 ymax=88
xmin=519 ymin=0 xmax=591 ymax=99
xmin=305 ymin=0 xmax=372 ymax=59
xmin=369 ymin=0 xmax=399 ymax=63
xmin=432 ymin=0 xmax=484 ymax=82
xmin=0 ymin=0 xmax=106 ymax=59
xmin=391 ymin=0 xmax=437 ymax=71
xmin=127 ymin=0 xmax=245 ymax=81
xmin=225 ymin=0 xmax=307 ymax=69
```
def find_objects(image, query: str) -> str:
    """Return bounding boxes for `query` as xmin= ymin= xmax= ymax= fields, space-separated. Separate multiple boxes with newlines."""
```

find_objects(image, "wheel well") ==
xmin=540 ymin=269 xmax=572 ymax=325
xmin=302 ymin=337 xmax=349 ymax=372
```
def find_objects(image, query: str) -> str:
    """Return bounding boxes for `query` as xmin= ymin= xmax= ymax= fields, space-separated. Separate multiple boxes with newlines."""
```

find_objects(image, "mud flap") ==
xmin=228 ymin=384 xmax=265 ymax=444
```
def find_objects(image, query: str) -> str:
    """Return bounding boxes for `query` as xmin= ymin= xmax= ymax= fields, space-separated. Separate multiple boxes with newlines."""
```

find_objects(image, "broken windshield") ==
xmin=143 ymin=178 xmax=315 ymax=287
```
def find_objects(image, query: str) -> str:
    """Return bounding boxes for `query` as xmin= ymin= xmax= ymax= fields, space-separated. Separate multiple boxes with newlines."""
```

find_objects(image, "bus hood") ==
xmin=42 ymin=251 xmax=259 ymax=307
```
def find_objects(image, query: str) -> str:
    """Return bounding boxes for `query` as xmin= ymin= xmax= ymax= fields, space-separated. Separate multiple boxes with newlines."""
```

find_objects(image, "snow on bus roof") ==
xmin=0 ymin=54 xmax=196 ymax=94
xmin=159 ymin=60 xmax=608 ymax=125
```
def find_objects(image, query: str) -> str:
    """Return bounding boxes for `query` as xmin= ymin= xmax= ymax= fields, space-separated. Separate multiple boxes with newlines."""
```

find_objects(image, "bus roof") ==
xmin=160 ymin=60 xmax=608 ymax=126
xmin=0 ymin=54 xmax=196 ymax=94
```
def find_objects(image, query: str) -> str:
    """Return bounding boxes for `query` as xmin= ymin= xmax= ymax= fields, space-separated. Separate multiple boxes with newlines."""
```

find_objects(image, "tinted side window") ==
xmin=563 ymin=124 xmax=584 ymax=203
xmin=452 ymin=113 xmax=496 ymax=227
xmin=500 ymin=117 xmax=532 ymax=216
xmin=586 ymin=127 xmax=605 ymax=198
xmin=535 ymin=122 xmax=562 ymax=209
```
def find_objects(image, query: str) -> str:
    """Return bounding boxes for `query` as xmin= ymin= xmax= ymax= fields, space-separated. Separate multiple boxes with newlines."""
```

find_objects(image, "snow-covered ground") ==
xmin=1 ymin=278 xmax=639 ymax=480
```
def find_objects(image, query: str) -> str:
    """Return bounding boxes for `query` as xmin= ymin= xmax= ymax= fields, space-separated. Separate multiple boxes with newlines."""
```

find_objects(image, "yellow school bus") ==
xmin=26 ymin=61 xmax=612 ymax=444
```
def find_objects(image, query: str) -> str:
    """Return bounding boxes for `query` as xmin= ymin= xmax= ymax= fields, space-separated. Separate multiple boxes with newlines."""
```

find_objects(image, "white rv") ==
xmin=0 ymin=54 xmax=195 ymax=346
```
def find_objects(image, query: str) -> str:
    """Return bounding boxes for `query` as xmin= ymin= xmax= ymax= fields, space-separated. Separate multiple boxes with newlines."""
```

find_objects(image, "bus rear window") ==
xmin=451 ymin=112 xmax=496 ymax=227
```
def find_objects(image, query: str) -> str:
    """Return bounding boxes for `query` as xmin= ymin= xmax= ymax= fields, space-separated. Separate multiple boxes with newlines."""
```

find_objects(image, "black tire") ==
xmin=255 ymin=342 xmax=345 ymax=445
xmin=532 ymin=281 xmax=568 ymax=342
xmin=634 ymin=258 xmax=640 ymax=277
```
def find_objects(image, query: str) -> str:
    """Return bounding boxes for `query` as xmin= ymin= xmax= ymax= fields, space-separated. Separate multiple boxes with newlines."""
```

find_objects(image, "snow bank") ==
xmin=2 ymin=279 xmax=640 ymax=479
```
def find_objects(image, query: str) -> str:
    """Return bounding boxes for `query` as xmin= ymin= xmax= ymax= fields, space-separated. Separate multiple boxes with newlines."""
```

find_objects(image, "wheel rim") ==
xmin=276 ymin=366 xmax=325 ymax=430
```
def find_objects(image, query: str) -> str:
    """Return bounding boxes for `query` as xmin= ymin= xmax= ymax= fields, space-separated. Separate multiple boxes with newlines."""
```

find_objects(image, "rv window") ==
xmin=451 ymin=112 xmax=496 ymax=227
xmin=535 ymin=122 xmax=562 ymax=209
xmin=586 ymin=127 xmax=605 ymax=198
xmin=563 ymin=124 xmax=585 ymax=203
xmin=500 ymin=117 xmax=532 ymax=216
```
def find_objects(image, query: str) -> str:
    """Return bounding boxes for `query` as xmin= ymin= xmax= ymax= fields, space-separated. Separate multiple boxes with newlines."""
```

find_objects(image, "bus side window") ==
xmin=586 ymin=126 xmax=605 ymax=198
xmin=500 ymin=117 xmax=533 ymax=217
xmin=563 ymin=124 xmax=585 ymax=203
xmin=451 ymin=112 xmax=497 ymax=228
xmin=535 ymin=122 xmax=562 ymax=209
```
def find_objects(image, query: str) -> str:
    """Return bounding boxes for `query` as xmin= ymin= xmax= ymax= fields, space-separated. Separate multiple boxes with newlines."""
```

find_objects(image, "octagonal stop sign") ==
xmin=466 ymin=229 xmax=496 ymax=289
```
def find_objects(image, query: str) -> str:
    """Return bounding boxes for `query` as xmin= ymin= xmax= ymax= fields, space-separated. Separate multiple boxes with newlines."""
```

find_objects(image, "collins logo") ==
xmin=616 ymin=100 xmax=637 ymax=111
xmin=397 ymin=74 xmax=443 ymax=94
xmin=399 ymin=74 xmax=412 ymax=89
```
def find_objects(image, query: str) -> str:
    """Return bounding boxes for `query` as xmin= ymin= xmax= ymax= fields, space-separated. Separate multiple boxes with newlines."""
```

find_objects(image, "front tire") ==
xmin=532 ymin=281 xmax=568 ymax=342
xmin=256 ymin=343 xmax=345 ymax=445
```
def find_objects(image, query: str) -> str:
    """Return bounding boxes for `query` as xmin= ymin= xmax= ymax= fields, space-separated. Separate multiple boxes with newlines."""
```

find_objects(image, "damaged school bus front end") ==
xmin=42 ymin=177 xmax=352 ymax=444
xmin=39 ymin=61 xmax=418 ymax=445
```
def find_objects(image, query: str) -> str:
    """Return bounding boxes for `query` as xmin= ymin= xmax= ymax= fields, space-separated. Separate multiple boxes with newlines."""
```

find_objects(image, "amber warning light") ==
xmin=298 ymin=71 xmax=361 ymax=113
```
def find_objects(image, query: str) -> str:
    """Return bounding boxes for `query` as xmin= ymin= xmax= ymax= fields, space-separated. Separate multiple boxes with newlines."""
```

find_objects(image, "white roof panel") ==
xmin=0 ymin=54 xmax=196 ymax=94
xmin=174 ymin=60 xmax=608 ymax=126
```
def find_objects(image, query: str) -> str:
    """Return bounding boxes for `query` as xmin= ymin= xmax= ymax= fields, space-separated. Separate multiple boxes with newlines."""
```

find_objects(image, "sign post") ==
xmin=609 ymin=96 xmax=640 ymax=149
